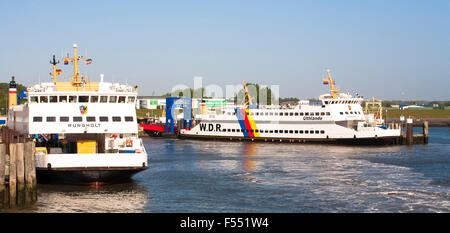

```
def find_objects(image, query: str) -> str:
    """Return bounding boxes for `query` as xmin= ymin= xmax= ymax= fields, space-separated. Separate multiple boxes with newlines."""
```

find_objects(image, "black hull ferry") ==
xmin=180 ymin=71 xmax=401 ymax=145
xmin=7 ymin=44 xmax=148 ymax=185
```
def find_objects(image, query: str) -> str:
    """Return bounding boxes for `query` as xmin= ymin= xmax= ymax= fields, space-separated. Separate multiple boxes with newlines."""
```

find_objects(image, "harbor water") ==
xmin=2 ymin=127 xmax=449 ymax=213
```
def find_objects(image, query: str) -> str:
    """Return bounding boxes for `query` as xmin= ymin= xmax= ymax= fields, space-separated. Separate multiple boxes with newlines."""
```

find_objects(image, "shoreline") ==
xmin=386 ymin=118 xmax=450 ymax=127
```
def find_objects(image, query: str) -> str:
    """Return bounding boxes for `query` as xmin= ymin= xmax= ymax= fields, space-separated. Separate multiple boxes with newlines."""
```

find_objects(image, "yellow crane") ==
xmin=324 ymin=69 xmax=339 ymax=99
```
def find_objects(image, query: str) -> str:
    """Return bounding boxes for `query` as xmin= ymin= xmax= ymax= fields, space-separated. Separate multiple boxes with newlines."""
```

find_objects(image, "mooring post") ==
xmin=423 ymin=121 xmax=429 ymax=144
xmin=9 ymin=143 xmax=17 ymax=207
xmin=24 ymin=141 xmax=36 ymax=203
xmin=0 ymin=143 xmax=5 ymax=207
xmin=16 ymin=142 xmax=25 ymax=204
xmin=406 ymin=118 xmax=413 ymax=145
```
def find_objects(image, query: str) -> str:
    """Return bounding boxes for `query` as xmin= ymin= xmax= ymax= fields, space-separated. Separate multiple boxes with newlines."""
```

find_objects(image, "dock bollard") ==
xmin=423 ymin=121 xmax=429 ymax=144
xmin=406 ymin=118 xmax=413 ymax=145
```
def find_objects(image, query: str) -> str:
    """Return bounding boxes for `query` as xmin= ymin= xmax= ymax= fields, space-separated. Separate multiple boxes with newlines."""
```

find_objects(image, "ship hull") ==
xmin=179 ymin=134 xmax=400 ymax=145
xmin=36 ymin=167 xmax=148 ymax=185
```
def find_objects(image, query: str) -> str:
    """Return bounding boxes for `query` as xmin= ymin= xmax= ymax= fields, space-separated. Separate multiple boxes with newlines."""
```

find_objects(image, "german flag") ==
xmin=86 ymin=59 xmax=92 ymax=65
xmin=64 ymin=59 xmax=69 ymax=65
xmin=56 ymin=69 xmax=62 ymax=75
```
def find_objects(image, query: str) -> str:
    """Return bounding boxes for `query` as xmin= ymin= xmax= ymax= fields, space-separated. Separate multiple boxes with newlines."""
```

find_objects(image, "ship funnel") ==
xmin=8 ymin=76 xmax=17 ymax=109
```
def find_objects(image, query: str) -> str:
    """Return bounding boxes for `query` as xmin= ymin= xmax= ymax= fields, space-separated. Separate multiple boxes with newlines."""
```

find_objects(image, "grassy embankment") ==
xmin=384 ymin=109 xmax=450 ymax=119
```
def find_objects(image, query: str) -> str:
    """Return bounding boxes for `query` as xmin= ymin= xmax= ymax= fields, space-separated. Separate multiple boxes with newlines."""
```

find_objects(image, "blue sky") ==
xmin=0 ymin=0 xmax=449 ymax=100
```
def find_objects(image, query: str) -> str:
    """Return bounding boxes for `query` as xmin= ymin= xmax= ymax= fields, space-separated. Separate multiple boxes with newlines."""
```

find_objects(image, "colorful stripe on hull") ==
xmin=235 ymin=108 xmax=259 ymax=138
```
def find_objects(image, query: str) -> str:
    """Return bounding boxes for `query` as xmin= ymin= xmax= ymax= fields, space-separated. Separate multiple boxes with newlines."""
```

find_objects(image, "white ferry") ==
xmin=7 ymin=44 xmax=148 ymax=184
xmin=180 ymin=70 xmax=401 ymax=145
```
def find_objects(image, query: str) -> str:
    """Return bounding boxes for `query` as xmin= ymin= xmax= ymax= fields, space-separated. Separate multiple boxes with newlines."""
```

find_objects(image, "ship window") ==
xmin=112 ymin=116 xmax=121 ymax=122
xmin=304 ymin=130 xmax=308 ymax=134
xmin=284 ymin=130 xmax=288 ymax=133
xmin=340 ymin=112 xmax=343 ymax=115
xmin=50 ymin=96 xmax=58 ymax=103
xmin=227 ymin=129 xmax=231 ymax=132
xmin=100 ymin=96 xmax=108 ymax=103
xmin=59 ymin=96 xmax=67 ymax=103
xmin=60 ymin=116 xmax=69 ymax=122
xmin=232 ymin=129 xmax=235 ymax=132
xmin=109 ymin=96 xmax=117 ymax=103
xmin=326 ymin=112 xmax=330 ymax=115
xmin=125 ymin=116 xmax=134 ymax=122
xmin=320 ymin=130 xmax=325 ymax=134
xmin=289 ymin=130 xmax=293 ymax=133
xmin=86 ymin=116 xmax=96 ymax=122
xmin=295 ymin=130 xmax=298 ymax=133
xmin=300 ymin=112 xmax=304 ymax=116
xmin=275 ymin=130 xmax=278 ymax=133
xmin=79 ymin=96 xmax=89 ymax=103
xmin=345 ymin=112 xmax=349 ymax=114
xmin=99 ymin=116 xmax=109 ymax=122
xmin=30 ymin=96 xmax=38 ymax=103
xmin=46 ymin=116 xmax=56 ymax=122
xmin=90 ymin=96 xmax=99 ymax=103
xmin=350 ymin=111 xmax=353 ymax=114
xmin=269 ymin=130 xmax=273 ymax=133
xmin=73 ymin=116 xmax=82 ymax=122
xmin=295 ymin=112 xmax=299 ymax=116
xmin=321 ymin=112 xmax=325 ymax=116
xmin=33 ymin=116 xmax=42 ymax=122
xmin=310 ymin=112 xmax=314 ymax=116
xmin=315 ymin=130 xmax=320 ymax=134
xmin=274 ymin=112 xmax=278 ymax=116
xmin=40 ymin=96 xmax=48 ymax=103
xmin=289 ymin=112 xmax=293 ymax=116
xmin=127 ymin=96 xmax=135 ymax=104
xmin=315 ymin=112 xmax=320 ymax=116
xmin=325 ymin=101 xmax=329 ymax=104
xmin=310 ymin=130 xmax=314 ymax=134
xmin=69 ymin=96 xmax=77 ymax=103
xmin=305 ymin=112 xmax=309 ymax=116
xmin=299 ymin=130 xmax=304 ymax=134
xmin=118 ymin=96 xmax=126 ymax=103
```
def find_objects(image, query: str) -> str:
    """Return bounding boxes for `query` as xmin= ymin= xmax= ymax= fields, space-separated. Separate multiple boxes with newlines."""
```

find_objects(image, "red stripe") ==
xmin=242 ymin=109 xmax=254 ymax=137
xmin=9 ymin=91 xmax=16 ymax=93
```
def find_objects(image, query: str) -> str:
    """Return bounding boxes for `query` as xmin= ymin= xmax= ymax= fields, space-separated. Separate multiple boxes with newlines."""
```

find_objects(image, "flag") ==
xmin=64 ymin=59 xmax=69 ymax=65
xmin=86 ymin=59 xmax=92 ymax=65
xmin=56 ymin=69 xmax=62 ymax=75
xmin=323 ymin=79 xmax=329 ymax=85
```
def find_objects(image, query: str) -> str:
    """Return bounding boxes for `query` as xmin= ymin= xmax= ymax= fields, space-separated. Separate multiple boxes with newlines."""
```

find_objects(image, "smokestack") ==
xmin=8 ymin=76 xmax=17 ymax=109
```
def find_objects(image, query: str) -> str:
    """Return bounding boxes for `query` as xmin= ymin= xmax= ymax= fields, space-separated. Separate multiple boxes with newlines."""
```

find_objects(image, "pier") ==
xmin=0 ymin=127 xmax=37 ymax=208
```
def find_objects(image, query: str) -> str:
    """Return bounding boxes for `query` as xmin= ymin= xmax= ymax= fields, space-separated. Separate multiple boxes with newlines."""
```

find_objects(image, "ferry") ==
xmin=7 ymin=44 xmax=148 ymax=184
xmin=180 ymin=70 xmax=401 ymax=145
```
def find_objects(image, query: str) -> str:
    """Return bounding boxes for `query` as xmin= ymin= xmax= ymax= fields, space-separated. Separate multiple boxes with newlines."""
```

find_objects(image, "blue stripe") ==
xmin=234 ymin=109 xmax=249 ymax=137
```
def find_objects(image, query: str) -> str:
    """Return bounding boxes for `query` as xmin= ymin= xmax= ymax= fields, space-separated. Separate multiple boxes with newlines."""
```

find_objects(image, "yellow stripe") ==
xmin=246 ymin=109 xmax=260 ymax=137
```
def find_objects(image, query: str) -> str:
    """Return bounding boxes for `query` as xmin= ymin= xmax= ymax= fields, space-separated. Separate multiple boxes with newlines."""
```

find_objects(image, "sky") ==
xmin=0 ymin=0 xmax=449 ymax=100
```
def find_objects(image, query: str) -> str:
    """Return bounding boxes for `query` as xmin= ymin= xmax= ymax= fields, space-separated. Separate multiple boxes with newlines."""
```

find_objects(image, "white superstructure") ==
xmin=180 ymin=71 xmax=401 ymax=144
xmin=6 ymin=45 xmax=147 ymax=183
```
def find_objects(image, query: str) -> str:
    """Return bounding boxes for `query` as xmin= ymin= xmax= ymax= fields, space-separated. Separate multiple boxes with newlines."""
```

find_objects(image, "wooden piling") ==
xmin=9 ymin=143 xmax=17 ymax=207
xmin=16 ymin=142 xmax=25 ymax=204
xmin=0 ymin=144 xmax=5 ymax=207
xmin=405 ymin=118 xmax=413 ymax=145
xmin=24 ymin=141 xmax=36 ymax=203
xmin=423 ymin=121 xmax=429 ymax=144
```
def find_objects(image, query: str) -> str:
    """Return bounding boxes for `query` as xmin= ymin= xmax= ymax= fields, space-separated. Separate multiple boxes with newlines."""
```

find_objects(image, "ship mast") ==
xmin=63 ymin=44 xmax=90 ymax=86
xmin=326 ymin=69 xmax=339 ymax=99
xmin=50 ymin=54 xmax=60 ymax=84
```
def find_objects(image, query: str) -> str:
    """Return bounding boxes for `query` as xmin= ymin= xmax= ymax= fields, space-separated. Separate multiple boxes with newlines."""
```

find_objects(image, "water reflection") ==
xmin=242 ymin=143 xmax=258 ymax=172
xmin=32 ymin=181 xmax=149 ymax=213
